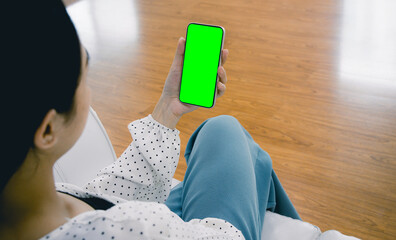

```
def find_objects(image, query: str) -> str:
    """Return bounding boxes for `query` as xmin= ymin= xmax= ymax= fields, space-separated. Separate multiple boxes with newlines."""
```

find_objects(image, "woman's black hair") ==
xmin=1 ymin=0 xmax=81 ymax=192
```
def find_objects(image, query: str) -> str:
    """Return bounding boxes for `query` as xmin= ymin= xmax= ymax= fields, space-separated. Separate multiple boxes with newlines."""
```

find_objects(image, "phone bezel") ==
xmin=179 ymin=22 xmax=225 ymax=108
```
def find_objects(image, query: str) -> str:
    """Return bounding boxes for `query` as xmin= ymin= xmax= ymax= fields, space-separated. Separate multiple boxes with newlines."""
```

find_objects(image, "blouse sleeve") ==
xmin=83 ymin=114 xmax=181 ymax=204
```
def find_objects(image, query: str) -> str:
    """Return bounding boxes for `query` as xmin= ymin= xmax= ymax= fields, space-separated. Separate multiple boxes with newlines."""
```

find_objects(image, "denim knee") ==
xmin=185 ymin=114 xmax=257 ymax=164
xmin=204 ymin=115 xmax=241 ymax=133
xmin=207 ymin=115 xmax=273 ymax=168
xmin=209 ymin=115 xmax=239 ymax=122
xmin=203 ymin=115 xmax=257 ymax=143
xmin=184 ymin=115 xmax=246 ymax=160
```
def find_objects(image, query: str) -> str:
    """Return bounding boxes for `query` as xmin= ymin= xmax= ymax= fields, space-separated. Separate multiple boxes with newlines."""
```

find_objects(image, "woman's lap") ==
xmin=165 ymin=115 xmax=300 ymax=240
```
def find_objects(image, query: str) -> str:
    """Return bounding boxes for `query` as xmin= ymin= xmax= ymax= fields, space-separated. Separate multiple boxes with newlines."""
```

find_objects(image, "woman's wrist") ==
xmin=151 ymin=97 xmax=181 ymax=129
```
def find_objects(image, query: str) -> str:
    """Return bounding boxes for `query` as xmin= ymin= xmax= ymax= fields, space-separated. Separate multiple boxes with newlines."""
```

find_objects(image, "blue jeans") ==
xmin=165 ymin=115 xmax=301 ymax=240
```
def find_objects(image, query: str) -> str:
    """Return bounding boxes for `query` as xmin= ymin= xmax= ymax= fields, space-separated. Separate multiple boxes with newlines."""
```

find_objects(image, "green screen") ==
xmin=179 ymin=23 xmax=224 ymax=108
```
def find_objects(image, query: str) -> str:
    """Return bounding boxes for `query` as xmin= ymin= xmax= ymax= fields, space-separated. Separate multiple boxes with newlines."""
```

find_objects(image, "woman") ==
xmin=0 ymin=0 xmax=300 ymax=239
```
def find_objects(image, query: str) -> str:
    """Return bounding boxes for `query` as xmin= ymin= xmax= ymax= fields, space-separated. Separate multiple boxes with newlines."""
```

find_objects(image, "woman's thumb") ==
xmin=172 ymin=37 xmax=185 ymax=66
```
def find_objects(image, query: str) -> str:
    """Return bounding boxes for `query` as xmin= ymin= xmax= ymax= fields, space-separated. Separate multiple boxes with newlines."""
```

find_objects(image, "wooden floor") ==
xmin=67 ymin=0 xmax=396 ymax=239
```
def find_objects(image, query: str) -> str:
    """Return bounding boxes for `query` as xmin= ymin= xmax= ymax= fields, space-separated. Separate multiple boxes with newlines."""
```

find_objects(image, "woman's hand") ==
xmin=152 ymin=37 xmax=229 ymax=129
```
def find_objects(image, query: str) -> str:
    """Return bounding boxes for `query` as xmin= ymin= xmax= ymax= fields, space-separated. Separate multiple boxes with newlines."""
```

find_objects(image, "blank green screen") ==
xmin=180 ymin=23 xmax=224 ymax=108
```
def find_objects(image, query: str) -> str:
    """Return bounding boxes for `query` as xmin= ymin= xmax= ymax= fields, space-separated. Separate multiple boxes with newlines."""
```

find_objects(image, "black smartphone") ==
xmin=179 ymin=23 xmax=225 ymax=108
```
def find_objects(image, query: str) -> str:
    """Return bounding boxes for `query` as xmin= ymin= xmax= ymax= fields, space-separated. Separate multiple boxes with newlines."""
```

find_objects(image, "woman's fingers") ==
xmin=171 ymin=37 xmax=186 ymax=69
xmin=217 ymin=49 xmax=229 ymax=98
xmin=218 ymin=66 xmax=227 ymax=84
xmin=221 ymin=49 xmax=229 ymax=66
xmin=217 ymin=81 xmax=226 ymax=97
xmin=217 ymin=66 xmax=227 ymax=97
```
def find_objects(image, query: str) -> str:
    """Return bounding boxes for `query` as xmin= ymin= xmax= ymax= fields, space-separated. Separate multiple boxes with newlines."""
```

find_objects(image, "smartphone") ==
xmin=179 ymin=23 xmax=225 ymax=108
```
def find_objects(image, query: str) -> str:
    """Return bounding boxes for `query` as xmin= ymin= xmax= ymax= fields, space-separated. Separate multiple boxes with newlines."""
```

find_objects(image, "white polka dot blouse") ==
xmin=41 ymin=114 xmax=244 ymax=239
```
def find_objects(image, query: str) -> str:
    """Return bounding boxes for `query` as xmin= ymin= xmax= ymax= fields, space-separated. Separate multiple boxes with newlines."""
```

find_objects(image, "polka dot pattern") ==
xmin=41 ymin=201 xmax=244 ymax=239
xmin=84 ymin=114 xmax=180 ymax=204
xmin=46 ymin=115 xmax=244 ymax=239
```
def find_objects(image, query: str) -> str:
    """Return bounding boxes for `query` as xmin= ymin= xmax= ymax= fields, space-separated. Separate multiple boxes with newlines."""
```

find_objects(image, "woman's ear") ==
xmin=33 ymin=109 xmax=58 ymax=150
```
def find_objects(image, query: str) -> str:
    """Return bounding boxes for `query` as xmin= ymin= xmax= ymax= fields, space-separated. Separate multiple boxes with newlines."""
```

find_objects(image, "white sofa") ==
xmin=53 ymin=108 xmax=360 ymax=240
